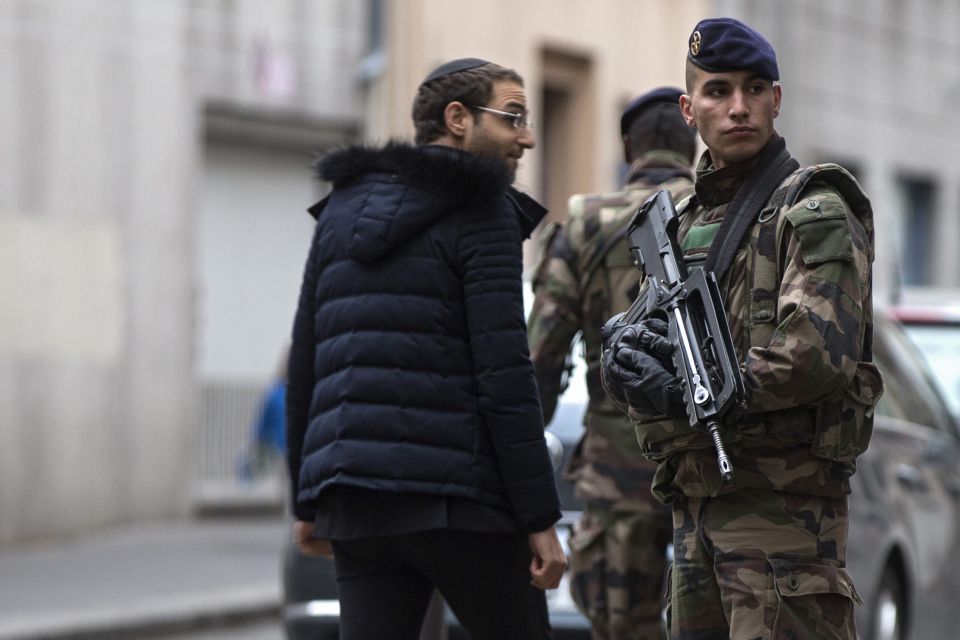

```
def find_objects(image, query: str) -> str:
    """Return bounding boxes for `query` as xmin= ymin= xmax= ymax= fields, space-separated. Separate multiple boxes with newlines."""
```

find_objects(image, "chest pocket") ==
xmin=680 ymin=221 xmax=721 ymax=255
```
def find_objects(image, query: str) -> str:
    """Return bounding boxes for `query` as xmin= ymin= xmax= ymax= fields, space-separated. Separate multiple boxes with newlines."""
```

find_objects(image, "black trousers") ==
xmin=332 ymin=529 xmax=552 ymax=640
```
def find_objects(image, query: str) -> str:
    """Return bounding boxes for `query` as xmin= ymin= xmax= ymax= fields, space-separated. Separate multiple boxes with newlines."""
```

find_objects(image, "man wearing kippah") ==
xmin=285 ymin=58 xmax=565 ymax=639
xmin=528 ymin=86 xmax=696 ymax=640
xmin=601 ymin=17 xmax=882 ymax=639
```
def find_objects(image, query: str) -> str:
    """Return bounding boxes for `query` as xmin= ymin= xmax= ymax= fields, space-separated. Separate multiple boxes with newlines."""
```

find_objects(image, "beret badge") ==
xmin=690 ymin=30 xmax=702 ymax=56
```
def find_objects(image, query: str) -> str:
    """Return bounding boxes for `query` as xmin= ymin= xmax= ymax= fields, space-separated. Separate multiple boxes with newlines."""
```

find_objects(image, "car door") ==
xmin=871 ymin=314 xmax=960 ymax=638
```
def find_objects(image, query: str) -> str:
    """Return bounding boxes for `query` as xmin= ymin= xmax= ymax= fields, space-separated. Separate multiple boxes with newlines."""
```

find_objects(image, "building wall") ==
xmin=0 ymin=0 xmax=365 ymax=543
xmin=0 ymin=1 xmax=198 ymax=543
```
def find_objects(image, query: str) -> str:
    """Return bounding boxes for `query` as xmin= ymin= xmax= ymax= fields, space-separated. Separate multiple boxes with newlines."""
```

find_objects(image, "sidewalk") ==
xmin=0 ymin=516 xmax=287 ymax=640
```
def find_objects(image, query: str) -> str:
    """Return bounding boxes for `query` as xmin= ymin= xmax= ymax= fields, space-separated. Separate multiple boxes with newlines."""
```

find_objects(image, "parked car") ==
xmin=282 ymin=309 xmax=960 ymax=640
xmin=890 ymin=303 xmax=960 ymax=421
xmin=847 ymin=309 xmax=960 ymax=639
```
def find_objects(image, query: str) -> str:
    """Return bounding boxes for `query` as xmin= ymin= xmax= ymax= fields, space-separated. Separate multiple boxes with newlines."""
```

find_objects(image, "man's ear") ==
xmin=772 ymin=84 xmax=782 ymax=119
xmin=679 ymin=94 xmax=697 ymax=128
xmin=443 ymin=101 xmax=471 ymax=139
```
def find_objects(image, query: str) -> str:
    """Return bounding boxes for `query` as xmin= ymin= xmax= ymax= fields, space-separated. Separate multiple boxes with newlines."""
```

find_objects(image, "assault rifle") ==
xmin=618 ymin=189 xmax=745 ymax=481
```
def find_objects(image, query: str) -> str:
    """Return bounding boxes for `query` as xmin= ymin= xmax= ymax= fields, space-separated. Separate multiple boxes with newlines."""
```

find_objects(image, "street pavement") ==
xmin=0 ymin=516 xmax=287 ymax=640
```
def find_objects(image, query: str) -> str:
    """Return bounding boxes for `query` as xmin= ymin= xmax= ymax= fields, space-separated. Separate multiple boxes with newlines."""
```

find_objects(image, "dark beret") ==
xmin=421 ymin=57 xmax=490 ymax=84
xmin=687 ymin=17 xmax=779 ymax=81
xmin=620 ymin=86 xmax=683 ymax=136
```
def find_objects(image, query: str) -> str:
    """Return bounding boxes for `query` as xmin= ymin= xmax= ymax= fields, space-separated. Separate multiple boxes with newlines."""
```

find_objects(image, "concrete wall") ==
xmin=0 ymin=1 xmax=198 ymax=543
xmin=0 ymin=0 xmax=365 ymax=543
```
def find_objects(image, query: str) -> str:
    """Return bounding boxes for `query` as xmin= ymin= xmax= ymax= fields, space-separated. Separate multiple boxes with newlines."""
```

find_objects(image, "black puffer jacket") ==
xmin=286 ymin=142 xmax=560 ymax=533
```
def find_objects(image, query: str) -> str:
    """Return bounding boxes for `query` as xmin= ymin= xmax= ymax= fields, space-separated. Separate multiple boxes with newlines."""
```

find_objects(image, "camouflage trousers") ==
xmin=668 ymin=488 xmax=861 ymax=640
xmin=568 ymin=504 xmax=672 ymax=640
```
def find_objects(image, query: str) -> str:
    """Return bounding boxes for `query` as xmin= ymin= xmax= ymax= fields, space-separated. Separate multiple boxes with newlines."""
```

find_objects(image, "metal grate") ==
xmin=192 ymin=378 xmax=286 ymax=512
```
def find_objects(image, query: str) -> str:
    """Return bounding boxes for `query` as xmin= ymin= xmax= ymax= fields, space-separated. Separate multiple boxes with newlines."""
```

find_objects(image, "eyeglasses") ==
xmin=469 ymin=105 xmax=533 ymax=130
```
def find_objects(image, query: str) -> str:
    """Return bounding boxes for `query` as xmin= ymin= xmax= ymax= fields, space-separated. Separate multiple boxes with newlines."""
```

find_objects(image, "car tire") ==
xmin=866 ymin=565 xmax=906 ymax=640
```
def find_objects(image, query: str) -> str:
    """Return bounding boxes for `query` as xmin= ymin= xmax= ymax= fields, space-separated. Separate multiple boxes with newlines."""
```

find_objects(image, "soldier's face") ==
xmin=462 ymin=80 xmax=535 ymax=176
xmin=680 ymin=68 xmax=781 ymax=168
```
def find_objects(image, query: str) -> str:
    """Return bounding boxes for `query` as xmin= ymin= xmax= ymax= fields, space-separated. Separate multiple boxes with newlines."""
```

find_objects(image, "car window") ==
xmin=874 ymin=314 xmax=956 ymax=433
xmin=901 ymin=323 xmax=960 ymax=420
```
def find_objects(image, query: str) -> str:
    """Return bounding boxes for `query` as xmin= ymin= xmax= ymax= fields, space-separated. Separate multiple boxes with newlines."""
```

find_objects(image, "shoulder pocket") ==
xmin=785 ymin=193 xmax=854 ymax=265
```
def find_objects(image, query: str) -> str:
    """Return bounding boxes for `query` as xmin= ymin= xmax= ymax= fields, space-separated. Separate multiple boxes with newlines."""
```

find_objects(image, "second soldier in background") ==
xmin=527 ymin=87 xmax=697 ymax=640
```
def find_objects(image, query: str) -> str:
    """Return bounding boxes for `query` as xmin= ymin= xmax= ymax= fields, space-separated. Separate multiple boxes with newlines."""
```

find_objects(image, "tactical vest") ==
xmin=566 ymin=177 xmax=695 ymax=412
xmin=634 ymin=164 xmax=883 ymax=464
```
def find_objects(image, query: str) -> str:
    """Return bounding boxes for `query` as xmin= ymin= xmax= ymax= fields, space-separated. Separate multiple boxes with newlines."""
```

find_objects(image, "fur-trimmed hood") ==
xmin=317 ymin=141 xmax=513 ymax=201
xmin=309 ymin=141 xmax=546 ymax=261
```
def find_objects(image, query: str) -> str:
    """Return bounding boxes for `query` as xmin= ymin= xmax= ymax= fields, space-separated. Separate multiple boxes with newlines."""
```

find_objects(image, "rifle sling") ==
xmin=704 ymin=137 xmax=799 ymax=283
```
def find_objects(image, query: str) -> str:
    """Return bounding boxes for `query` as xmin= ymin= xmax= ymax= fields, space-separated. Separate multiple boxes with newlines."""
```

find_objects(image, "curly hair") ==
xmin=412 ymin=63 xmax=523 ymax=145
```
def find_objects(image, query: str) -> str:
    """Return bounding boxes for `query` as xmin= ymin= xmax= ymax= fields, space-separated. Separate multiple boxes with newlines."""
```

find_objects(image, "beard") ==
xmin=466 ymin=127 xmax=518 ymax=181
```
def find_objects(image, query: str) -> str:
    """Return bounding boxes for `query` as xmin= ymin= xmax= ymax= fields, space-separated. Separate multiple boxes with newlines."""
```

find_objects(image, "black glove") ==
xmin=601 ymin=312 xmax=627 ymax=346
xmin=601 ymin=315 xmax=676 ymax=372
xmin=632 ymin=318 xmax=675 ymax=370
xmin=602 ymin=321 xmax=686 ymax=418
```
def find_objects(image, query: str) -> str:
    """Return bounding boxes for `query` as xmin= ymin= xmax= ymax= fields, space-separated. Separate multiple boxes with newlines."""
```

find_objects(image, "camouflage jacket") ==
xmin=623 ymin=147 xmax=883 ymax=503
xmin=528 ymin=151 xmax=694 ymax=509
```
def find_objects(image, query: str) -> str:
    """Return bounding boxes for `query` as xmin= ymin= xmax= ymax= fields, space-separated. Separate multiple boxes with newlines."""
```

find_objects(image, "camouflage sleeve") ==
xmin=744 ymin=186 xmax=872 ymax=411
xmin=527 ymin=221 xmax=581 ymax=424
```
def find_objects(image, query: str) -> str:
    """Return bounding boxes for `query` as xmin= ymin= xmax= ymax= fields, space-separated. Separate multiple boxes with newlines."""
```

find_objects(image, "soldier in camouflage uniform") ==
xmin=528 ymin=87 xmax=697 ymax=640
xmin=601 ymin=18 xmax=884 ymax=640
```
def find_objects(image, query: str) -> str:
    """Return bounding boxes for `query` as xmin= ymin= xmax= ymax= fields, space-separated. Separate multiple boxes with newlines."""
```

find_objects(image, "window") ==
xmin=897 ymin=175 xmax=936 ymax=286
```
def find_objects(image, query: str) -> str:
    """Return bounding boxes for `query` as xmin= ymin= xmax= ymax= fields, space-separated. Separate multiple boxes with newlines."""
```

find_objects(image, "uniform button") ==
xmin=787 ymin=576 xmax=800 ymax=590
xmin=806 ymin=199 xmax=819 ymax=210
xmin=752 ymin=310 xmax=774 ymax=322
